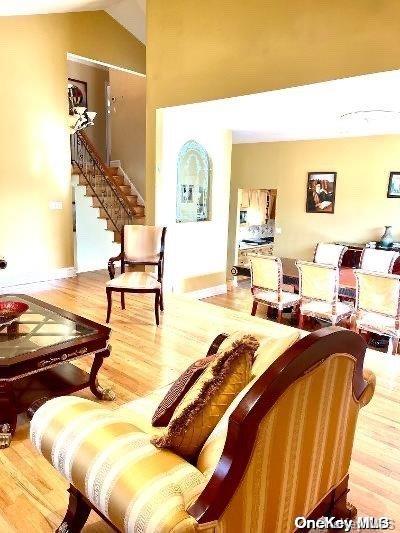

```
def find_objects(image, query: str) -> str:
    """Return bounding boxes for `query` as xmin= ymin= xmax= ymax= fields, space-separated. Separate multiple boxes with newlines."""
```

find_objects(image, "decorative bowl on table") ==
xmin=0 ymin=301 xmax=29 ymax=326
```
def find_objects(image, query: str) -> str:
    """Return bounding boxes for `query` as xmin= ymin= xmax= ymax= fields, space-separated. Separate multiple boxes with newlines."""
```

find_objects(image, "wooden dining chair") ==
xmin=106 ymin=225 xmax=167 ymax=325
xmin=353 ymin=269 xmax=400 ymax=354
xmin=359 ymin=248 xmax=399 ymax=274
xmin=313 ymin=243 xmax=347 ymax=267
xmin=296 ymin=260 xmax=353 ymax=328
xmin=250 ymin=255 xmax=301 ymax=322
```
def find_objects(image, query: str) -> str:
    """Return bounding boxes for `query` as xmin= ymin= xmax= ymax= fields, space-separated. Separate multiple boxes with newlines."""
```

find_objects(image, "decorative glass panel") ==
xmin=176 ymin=140 xmax=211 ymax=222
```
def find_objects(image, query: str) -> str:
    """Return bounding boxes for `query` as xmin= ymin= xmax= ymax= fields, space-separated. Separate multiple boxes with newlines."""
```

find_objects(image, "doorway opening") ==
xmin=235 ymin=188 xmax=277 ymax=273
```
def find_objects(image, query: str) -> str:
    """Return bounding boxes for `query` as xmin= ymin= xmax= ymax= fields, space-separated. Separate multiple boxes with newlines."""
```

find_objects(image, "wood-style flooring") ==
xmin=0 ymin=271 xmax=399 ymax=531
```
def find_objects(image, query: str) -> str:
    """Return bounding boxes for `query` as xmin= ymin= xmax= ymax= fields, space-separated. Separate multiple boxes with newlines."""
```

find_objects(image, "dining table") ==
xmin=231 ymin=257 xmax=357 ymax=300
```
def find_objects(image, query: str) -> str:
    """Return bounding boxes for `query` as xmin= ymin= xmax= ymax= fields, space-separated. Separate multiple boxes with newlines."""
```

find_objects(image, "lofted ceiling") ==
xmin=0 ymin=0 xmax=146 ymax=43
xmin=106 ymin=0 xmax=146 ymax=43
xmin=164 ymin=69 xmax=400 ymax=144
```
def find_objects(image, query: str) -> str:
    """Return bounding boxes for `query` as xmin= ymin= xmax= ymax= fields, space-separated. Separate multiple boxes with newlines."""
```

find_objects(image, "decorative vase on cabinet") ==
xmin=378 ymin=226 xmax=394 ymax=249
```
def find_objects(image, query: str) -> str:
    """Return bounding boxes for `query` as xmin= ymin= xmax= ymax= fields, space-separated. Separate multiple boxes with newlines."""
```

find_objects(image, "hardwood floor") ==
xmin=0 ymin=271 xmax=399 ymax=531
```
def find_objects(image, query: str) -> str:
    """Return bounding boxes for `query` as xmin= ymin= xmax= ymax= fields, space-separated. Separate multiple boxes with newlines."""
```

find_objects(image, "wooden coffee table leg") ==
xmin=89 ymin=347 xmax=115 ymax=401
xmin=0 ymin=382 xmax=17 ymax=448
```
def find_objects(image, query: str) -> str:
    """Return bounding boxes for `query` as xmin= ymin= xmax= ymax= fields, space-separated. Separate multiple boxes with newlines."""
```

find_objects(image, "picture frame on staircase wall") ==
xmin=68 ymin=78 xmax=88 ymax=108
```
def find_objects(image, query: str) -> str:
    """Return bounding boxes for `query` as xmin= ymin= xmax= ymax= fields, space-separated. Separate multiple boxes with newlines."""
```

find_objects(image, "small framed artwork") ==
xmin=306 ymin=172 xmax=337 ymax=214
xmin=387 ymin=172 xmax=400 ymax=198
xmin=239 ymin=210 xmax=248 ymax=224
xmin=68 ymin=78 xmax=88 ymax=108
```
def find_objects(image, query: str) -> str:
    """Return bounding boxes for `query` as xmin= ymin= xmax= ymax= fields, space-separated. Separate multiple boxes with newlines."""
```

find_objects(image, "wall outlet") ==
xmin=49 ymin=201 xmax=63 ymax=210
xmin=275 ymin=226 xmax=282 ymax=235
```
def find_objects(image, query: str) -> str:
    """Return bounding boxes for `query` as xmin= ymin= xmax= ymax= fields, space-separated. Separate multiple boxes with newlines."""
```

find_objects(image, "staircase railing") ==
xmin=70 ymin=131 xmax=135 ymax=233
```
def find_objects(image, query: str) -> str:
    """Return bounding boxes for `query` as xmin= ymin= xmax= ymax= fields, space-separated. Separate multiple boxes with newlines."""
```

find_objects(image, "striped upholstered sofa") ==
xmin=30 ymin=326 xmax=375 ymax=533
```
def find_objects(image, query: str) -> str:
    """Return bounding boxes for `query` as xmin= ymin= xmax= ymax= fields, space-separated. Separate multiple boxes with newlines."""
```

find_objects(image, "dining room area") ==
xmin=226 ymin=242 xmax=400 ymax=354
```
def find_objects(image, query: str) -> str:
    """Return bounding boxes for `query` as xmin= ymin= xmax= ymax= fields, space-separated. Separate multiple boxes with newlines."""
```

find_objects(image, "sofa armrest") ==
xmin=358 ymin=368 xmax=376 ymax=407
xmin=30 ymin=396 xmax=205 ymax=532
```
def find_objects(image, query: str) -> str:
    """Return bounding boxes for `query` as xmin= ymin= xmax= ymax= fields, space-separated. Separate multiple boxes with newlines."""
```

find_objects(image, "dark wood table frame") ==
xmin=0 ymin=294 xmax=114 ymax=448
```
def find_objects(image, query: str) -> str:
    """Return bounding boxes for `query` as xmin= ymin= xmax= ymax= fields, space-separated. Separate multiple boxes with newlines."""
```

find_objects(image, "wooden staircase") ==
xmin=71 ymin=132 xmax=145 ymax=244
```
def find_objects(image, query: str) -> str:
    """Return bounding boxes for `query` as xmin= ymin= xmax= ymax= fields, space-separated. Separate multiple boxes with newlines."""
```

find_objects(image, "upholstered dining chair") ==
xmin=314 ymin=242 xmax=347 ymax=267
xmin=296 ymin=260 xmax=353 ymax=328
xmin=106 ymin=225 xmax=167 ymax=325
xmin=353 ymin=270 xmax=400 ymax=354
xmin=359 ymin=247 xmax=399 ymax=274
xmin=250 ymin=255 xmax=301 ymax=322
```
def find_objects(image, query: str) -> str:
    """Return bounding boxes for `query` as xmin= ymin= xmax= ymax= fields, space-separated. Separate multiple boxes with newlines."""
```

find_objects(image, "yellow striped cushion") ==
xmin=197 ymin=330 xmax=301 ymax=474
xmin=252 ymin=330 xmax=301 ymax=377
xmin=30 ymin=396 xmax=205 ymax=533
xmin=216 ymin=355 xmax=360 ymax=533
xmin=117 ymin=385 xmax=172 ymax=435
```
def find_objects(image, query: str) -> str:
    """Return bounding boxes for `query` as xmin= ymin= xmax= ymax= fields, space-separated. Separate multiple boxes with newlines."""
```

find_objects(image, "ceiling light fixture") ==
xmin=338 ymin=109 xmax=400 ymax=135
xmin=339 ymin=109 xmax=400 ymax=123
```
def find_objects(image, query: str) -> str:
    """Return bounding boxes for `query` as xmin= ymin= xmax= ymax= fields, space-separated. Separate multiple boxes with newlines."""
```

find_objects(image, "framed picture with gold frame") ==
xmin=306 ymin=172 xmax=337 ymax=214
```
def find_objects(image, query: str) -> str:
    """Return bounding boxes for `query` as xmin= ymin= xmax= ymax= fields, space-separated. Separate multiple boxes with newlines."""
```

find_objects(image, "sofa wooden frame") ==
xmin=56 ymin=327 xmax=368 ymax=532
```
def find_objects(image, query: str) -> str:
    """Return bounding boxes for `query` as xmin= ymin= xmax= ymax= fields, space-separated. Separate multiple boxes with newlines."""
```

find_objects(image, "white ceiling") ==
xmin=106 ymin=0 xmax=146 ymax=43
xmin=0 ymin=0 xmax=119 ymax=15
xmin=165 ymin=70 xmax=400 ymax=144
xmin=0 ymin=0 xmax=146 ymax=43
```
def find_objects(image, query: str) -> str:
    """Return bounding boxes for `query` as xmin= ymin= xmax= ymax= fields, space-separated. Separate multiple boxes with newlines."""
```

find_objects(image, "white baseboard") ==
xmin=183 ymin=284 xmax=227 ymax=300
xmin=0 ymin=267 xmax=76 ymax=289
xmin=76 ymin=264 xmax=108 ymax=274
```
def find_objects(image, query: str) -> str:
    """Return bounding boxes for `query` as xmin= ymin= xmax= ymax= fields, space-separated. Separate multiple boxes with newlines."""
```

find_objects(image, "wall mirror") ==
xmin=176 ymin=140 xmax=212 ymax=222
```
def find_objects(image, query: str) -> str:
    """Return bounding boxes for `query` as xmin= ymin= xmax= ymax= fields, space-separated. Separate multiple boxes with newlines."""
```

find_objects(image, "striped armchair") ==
xmin=30 ymin=327 xmax=375 ymax=533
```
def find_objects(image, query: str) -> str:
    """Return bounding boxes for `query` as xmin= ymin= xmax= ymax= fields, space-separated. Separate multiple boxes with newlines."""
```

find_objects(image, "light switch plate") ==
xmin=49 ymin=201 xmax=63 ymax=210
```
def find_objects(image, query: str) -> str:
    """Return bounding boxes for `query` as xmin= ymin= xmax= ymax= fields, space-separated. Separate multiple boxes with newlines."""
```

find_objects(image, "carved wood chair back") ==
xmin=250 ymin=255 xmax=282 ymax=296
xmin=314 ymin=243 xmax=347 ymax=267
xmin=354 ymin=270 xmax=400 ymax=318
xmin=360 ymin=248 xmax=399 ymax=274
xmin=296 ymin=260 xmax=339 ymax=305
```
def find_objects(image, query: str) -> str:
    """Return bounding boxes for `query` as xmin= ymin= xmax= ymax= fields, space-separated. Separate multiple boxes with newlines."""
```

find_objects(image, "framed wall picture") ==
xmin=306 ymin=172 xmax=337 ymax=214
xmin=387 ymin=172 xmax=400 ymax=198
xmin=176 ymin=140 xmax=212 ymax=223
xmin=68 ymin=78 xmax=88 ymax=108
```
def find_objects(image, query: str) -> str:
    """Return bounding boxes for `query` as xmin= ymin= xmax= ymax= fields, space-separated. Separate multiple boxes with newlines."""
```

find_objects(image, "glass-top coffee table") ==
xmin=0 ymin=294 xmax=115 ymax=448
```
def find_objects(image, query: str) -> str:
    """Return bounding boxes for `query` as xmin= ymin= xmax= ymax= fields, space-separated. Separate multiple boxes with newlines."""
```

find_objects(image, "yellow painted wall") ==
xmin=110 ymin=70 xmax=146 ymax=199
xmin=228 ymin=135 xmax=400 ymax=271
xmin=0 ymin=12 xmax=145 ymax=283
xmin=146 ymin=0 xmax=400 ymax=224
